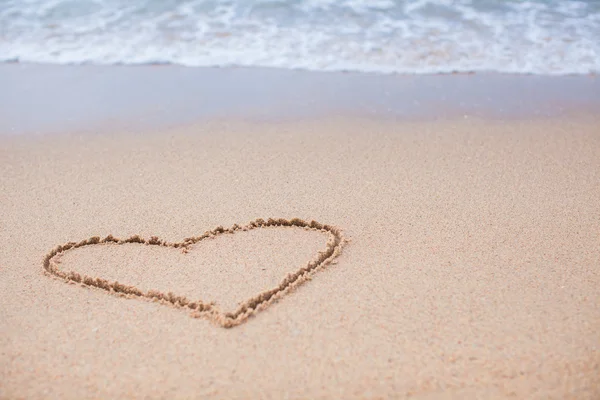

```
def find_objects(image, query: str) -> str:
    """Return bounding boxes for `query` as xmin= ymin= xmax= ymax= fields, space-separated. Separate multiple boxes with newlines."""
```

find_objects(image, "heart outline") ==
xmin=43 ymin=218 xmax=346 ymax=328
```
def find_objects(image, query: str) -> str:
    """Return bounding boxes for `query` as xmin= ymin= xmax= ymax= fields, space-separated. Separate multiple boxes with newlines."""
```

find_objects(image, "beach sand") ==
xmin=1 ymin=68 xmax=599 ymax=399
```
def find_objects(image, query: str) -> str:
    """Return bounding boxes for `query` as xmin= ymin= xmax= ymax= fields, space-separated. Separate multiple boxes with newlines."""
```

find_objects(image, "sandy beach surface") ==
xmin=1 ymin=67 xmax=599 ymax=399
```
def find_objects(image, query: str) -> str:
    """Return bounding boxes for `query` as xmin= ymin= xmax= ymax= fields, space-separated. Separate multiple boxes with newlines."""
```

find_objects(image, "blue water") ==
xmin=1 ymin=0 xmax=599 ymax=74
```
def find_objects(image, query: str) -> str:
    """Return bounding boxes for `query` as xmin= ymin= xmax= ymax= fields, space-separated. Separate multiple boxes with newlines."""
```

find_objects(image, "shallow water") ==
xmin=1 ymin=0 xmax=599 ymax=74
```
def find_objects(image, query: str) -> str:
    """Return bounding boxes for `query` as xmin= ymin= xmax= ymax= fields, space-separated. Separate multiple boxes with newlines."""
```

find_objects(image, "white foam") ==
xmin=1 ymin=0 xmax=599 ymax=74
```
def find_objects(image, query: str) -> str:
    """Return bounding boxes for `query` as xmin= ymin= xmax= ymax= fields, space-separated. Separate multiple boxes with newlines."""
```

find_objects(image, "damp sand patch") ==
xmin=43 ymin=218 xmax=346 ymax=328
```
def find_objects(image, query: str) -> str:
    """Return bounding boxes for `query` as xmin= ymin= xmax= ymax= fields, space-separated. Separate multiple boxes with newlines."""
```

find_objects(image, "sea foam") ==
xmin=1 ymin=0 xmax=599 ymax=74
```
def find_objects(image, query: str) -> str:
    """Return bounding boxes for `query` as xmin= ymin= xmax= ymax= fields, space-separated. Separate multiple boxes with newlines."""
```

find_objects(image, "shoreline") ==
xmin=1 ymin=63 xmax=599 ymax=135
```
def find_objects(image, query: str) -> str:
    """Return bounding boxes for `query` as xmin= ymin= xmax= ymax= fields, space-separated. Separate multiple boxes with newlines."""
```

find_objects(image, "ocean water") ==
xmin=1 ymin=0 xmax=599 ymax=74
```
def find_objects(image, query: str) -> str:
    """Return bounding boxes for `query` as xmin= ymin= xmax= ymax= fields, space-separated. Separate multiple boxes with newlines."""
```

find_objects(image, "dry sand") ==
xmin=1 ymin=116 xmax=599 ymax=399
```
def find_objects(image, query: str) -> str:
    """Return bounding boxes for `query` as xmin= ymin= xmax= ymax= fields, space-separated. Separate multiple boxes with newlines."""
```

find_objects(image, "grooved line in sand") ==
xmin=43 ymin=218 xmax=346 ymax=328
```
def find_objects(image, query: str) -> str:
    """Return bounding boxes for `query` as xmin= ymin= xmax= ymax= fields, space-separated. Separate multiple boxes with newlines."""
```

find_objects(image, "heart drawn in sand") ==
xmin=43 ymin=218 xmax=345 ymax=328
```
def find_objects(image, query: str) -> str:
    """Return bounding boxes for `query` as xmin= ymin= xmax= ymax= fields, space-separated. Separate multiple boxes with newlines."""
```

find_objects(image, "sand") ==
xmin=43 ymin=218 xmax=346 ymax=327
xmin=1 ymin=108 xmax=599 ymax=397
